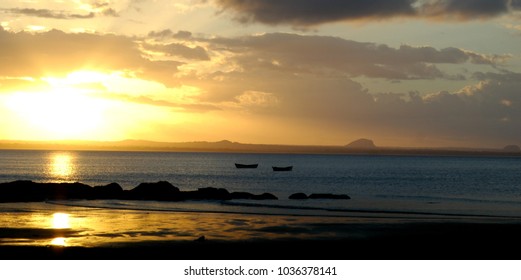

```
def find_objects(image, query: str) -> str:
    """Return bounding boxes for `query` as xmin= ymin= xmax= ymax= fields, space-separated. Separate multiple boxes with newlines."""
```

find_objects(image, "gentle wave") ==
xmin=43 ymin=199 xmax=521 ymax=219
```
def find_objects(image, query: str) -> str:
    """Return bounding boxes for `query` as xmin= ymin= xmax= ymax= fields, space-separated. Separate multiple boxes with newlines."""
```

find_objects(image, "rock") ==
xmin=0 ymin=180 xmax=46 ymax=202
xmin=0 ymin=180 xmax=96 ymax=201
xmin=0 ymin=180 xmax=279 ymax=202
xmin=182 ymin=187 xmax=231 ymax=200
xmin=127 ymin=181 xmax=182 ymax=201
xmin=308 ymin=193 xmax=351 ymax=200
xmin=252 ymin=193 xmax=278 ymax=200
xmin=230 ymin=192 xmax=255 ymax=199
xmin=230 ymin=192 xmax=278 ymax=200
xmin=288 ymin=193 xmax=308 ymax=199
xmin=93 ymin=183 xmax=123 ymax=199
xmin=346 ymin=138 xmax=376 ymax=149
xmin=44 ymin=182 xmax=94 ymax=200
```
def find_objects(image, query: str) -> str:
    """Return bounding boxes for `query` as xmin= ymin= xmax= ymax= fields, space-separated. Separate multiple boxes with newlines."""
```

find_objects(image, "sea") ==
xmin=1 ymin=149 xmax=521 ymax=218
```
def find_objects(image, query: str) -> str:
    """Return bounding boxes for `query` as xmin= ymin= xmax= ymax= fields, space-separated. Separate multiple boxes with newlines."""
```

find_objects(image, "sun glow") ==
xmin=50 ymin=237 xmax=67 ymax=246
xmin=52 ymin=213 xmax=71 ymax=229
xmin=50 ymin=153 xmax=74 ymax=179
xmin=2 ymin=69 xmax=201 ymax=142
xmin=5 ymin=71 xmax=111 ymax=139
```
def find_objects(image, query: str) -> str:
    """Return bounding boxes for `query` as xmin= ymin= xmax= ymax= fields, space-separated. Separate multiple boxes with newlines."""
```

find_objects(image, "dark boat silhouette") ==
xmin=272 ymin=166 xmax=293 ymax=171
xmin=235 ymin=163 xmax=258 ymax=169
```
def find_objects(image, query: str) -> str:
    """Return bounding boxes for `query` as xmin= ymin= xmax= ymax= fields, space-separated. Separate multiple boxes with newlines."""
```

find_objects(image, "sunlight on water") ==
xmin=52 ymin=213 xmax=70 ymax=229
xmin=49 ymin=213 xmax=70 ymax=246
xmin=49 ymin=153 xmax=74 ymax=179
xmin=50 ymin=237 xmax=67 ymax=246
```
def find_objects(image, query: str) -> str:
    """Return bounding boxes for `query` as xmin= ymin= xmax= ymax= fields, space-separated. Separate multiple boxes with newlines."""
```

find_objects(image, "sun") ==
xmin=5 ymin=71 xmax=111 ymax=139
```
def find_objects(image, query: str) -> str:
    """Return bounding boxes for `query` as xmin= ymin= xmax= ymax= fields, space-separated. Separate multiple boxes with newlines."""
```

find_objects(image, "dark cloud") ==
xmin=148 ymin=29 xmax=174 ymax=38
xmin=148 ymin=30 xmax=193 ymax=39
xmin=207 ymin=33 xmax=504 ymax=80
xmin=213 ymin=0 xmax=521 ymax=26
xmin=4 ymin=8 xmax=95 ymax=19
xmin=513 ymin=0 xmax=521 ymax=9
xmin=420 ymin=0 xmax=511 ymax=19
xmin=215 ymin=0 xmax=416 ymax=25
xmin=143 ymin=43 xmax=210 ymax=61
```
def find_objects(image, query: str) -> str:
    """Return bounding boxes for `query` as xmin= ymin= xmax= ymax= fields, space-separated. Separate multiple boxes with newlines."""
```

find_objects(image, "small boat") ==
xmin=272 ymin=166 xmax=293 ymax=171
xmin=235 ymin=163 xmax=258 ymax=169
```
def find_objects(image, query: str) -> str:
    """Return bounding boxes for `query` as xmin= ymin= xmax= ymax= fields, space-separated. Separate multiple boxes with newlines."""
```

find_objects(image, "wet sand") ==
xmin=1 ymin=202 xmax=521 ymax=260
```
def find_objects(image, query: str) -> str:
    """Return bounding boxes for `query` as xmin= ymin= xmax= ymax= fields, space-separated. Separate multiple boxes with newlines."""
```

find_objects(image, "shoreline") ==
xmin=1 ymin=202 xmax=521 ymax=260
xmin=3 ymin=221 xmax=521 ymax=260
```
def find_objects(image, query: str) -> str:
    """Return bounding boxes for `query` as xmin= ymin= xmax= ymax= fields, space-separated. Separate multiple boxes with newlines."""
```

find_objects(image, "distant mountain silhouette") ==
xmin=1 ymin=139 xmax=521 ymax=157
xmin=345 ymin=138 xmax=376 ymax=149
xmin=503 ymin=145 xmax=520 ymax=152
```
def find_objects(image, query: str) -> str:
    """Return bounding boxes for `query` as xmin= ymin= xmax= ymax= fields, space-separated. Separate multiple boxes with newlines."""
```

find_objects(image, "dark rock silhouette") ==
xmin=93 ymin=183 xmax=123 ymax=199
xmin=308 ymin=193 xmax=351 ymax=199
xmin=230 ymin=192 xmax=256 ymax=199
xmin=45 ymin=182 xmax=94 ymax=200
xmin=0 ymin=180 xmax=95 ymax=202
xmin=503 ymin=145 xmax=520 ymax=152
xmin=0 ymin=180 xmax=46 ymax=202
xmin=0 ymin=180 xmax=279 ymax=202
xmin=346 ymin=138 xmax=376 ymax=149
xmin=254 ymin=193 xmax=278 ymax=200
xmin=288 ymin=193 xmax=308 ymax=199
xmin=183 ymin=187 xmax=231 ymax=200
xmin=127 ymin=181 xmax=182 ymax=201
xmin=230 ymin=191 xmax=278 ymax=200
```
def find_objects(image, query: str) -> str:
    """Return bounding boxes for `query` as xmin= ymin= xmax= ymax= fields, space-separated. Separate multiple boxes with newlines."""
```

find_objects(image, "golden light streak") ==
xmin=50 ymin=154 xmax=74 ymax=178
xmin=52 ymin=213 xmax=70 ymax=229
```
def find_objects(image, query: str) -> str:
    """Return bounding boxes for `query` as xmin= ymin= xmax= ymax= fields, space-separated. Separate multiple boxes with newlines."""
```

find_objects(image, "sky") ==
xmin=0 ymin=0 xmax=520 ymax=148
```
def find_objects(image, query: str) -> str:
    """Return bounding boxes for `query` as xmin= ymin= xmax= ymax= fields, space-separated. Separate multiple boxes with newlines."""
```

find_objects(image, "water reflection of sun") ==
xmin=51 ymin=237 xmax=67 ymax=246
xmin=52 ymin=213 xmax=70 ymax=229
xmin=50 ymin=213 xmax=70 ymax=246
xmin=50 ymin=153 xmax=74 ymax=179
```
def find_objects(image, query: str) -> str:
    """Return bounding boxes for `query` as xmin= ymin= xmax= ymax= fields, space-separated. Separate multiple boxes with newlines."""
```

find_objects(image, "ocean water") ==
xmin=1 ymin=149 xmax=521 ymax=218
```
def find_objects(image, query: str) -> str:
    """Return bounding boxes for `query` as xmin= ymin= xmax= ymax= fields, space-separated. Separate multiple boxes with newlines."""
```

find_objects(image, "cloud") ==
xmin=214 ymin=0 xmax=416 ymax=26
xmin=4 ymin=8 xmax=95 ymax=19
xmin=170 ymin=31 xmax=519 ymax=147
xmin=206 ymin=33 xmax=505 ymax=80
xmin=0 ymin=28 xmax=181 ymax=86
xmin=213 ymin=0 xmax=521 ymax=26
xmin=148 ymin=29 xmax=193 ymax=39
xmin=143 ymin=43 xmax=210 ymax=61
xmin=2 ymin=27 xmax=518 ymax=147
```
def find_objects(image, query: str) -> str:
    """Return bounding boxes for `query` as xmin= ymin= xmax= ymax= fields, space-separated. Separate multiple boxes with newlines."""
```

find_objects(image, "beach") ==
xmin=1 ymin=151 xmax=521 ymax=260
xmin=2 ymin=201 xmax=521 ymax=260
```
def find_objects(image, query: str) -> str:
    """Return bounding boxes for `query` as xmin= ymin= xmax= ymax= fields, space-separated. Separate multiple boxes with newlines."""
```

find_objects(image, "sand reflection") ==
xmin=50 ymin=237 xmax=67 ymax=246
xmin=52 ymin=213 xmax=70 ymax=229
xmin=0 ymin=202 xmax=360 ymax=248
xmin=50 ymin=213 xmax=70 ymax=246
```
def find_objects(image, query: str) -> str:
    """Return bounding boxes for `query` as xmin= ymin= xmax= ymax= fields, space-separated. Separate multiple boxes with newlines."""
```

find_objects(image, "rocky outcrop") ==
xmin=346 ymin=138 xmax=376 ymax=149
xmin=309 ymin=193 xmax=351 ymax=200
xmin=125 ymin=181 xmax=182 ymax=201
xmin=183 ymin=187 xmax=231 ymax=200
xmin=0 ymin=180 xmax=95 ymax=202
xmin=230 ymin=191 xmax=278 ymax=200
xmin=0 ymin=180 xmax=278 ymax=202
xmin=503 ymin=145 xmax=520 ymax=152
xmin=288 ymin=192 xmax=350 ymax=200
xmin=288 ymin=193 xmax=308 ymax=199
xmin=253 ymin=193 xmax=278 ymax=200
xmin=93 ymin=183 xmax=123 ymax=199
